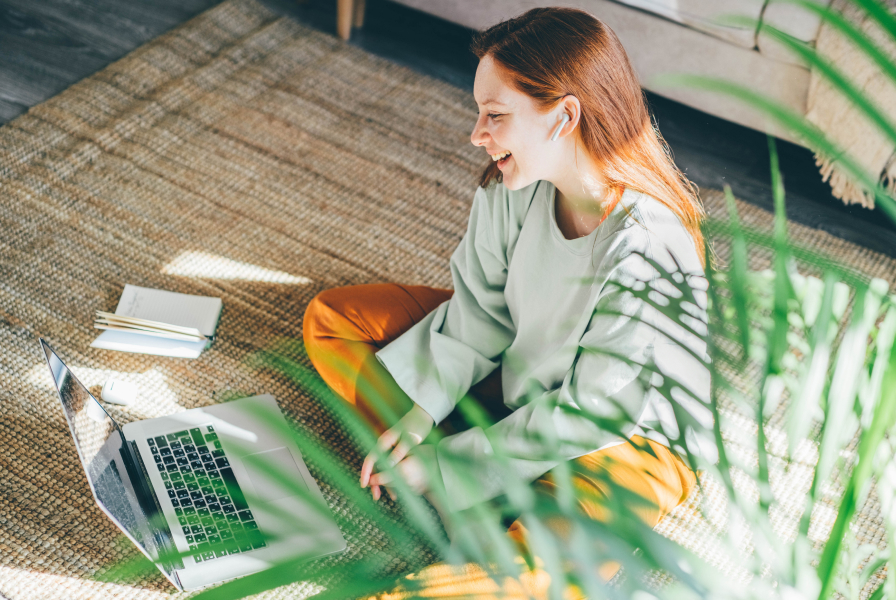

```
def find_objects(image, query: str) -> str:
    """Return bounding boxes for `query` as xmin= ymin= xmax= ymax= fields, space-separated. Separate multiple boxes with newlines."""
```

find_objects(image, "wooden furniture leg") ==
xmin=353 ymin=0 xmax=366 ymax=28
xmin=337 ymin=0 xmax=354 ymax=40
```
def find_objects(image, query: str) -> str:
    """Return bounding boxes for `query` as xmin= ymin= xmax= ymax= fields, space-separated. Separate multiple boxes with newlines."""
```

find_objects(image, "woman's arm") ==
xmin=433 ymin=249 xmax=711 ymax=513
xmin=361 ymin=182 xmax=525 ymax=499
xmin=374 ymin=182 xmax=519 ymax=424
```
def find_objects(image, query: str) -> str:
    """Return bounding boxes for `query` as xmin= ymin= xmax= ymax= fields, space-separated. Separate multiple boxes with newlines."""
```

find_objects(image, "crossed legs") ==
xmin=302 ymin=283 xmax=696 ymax=591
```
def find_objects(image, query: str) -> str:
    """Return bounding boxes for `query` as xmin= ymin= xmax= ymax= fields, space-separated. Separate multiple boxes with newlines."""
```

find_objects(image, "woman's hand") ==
xmin=367 ymin=445 xmax=437 ymax=500
xmin=360 ymin=403 xmax=434 ymax=500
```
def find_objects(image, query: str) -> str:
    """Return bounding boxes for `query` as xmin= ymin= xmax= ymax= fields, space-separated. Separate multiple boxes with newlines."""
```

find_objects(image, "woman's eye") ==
xmin=488 ymin=113 xmax=501 ymax=120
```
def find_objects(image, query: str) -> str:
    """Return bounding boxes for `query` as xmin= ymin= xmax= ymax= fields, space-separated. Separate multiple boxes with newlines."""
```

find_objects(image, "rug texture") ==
xmin=1 ymin=1 xmax=896 ymax=599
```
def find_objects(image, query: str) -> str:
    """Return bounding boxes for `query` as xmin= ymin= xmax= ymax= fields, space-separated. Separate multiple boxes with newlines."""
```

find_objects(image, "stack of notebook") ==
xmin=90 ymin=285 xmax=223 ymax=359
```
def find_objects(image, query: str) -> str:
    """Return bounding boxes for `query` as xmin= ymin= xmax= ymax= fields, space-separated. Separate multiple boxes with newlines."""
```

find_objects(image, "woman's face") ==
xmin=470 ymin=55 xmax=570 ymax=191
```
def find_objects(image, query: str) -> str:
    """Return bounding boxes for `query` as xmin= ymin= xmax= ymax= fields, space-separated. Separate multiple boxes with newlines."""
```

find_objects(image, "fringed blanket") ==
xmin=805 ymin=0 xmax=896 ymax=208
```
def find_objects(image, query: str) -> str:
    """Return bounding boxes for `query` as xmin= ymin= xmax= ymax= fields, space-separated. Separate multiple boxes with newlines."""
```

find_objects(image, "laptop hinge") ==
xmin=173 ymin=568 xmax=185 ymax=591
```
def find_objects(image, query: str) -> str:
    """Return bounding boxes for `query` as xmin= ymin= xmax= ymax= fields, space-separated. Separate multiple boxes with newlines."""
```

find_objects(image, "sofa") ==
xmin=338 ymin=0 xmax=833 ymax=149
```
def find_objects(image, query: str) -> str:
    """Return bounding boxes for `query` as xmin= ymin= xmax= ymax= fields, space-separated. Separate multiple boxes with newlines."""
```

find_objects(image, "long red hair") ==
xmin=470 ymin=7 xmax=706 ymax=265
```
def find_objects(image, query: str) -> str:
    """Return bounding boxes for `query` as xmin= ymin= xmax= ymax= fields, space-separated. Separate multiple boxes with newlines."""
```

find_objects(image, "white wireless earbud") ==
xmin=101 ymin=379 xmax=138 ymax=405
xmin=550 ymin=113 xmax=570 ymax=142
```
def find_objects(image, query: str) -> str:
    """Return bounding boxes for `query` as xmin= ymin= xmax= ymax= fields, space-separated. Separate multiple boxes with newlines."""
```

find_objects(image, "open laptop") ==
xmin=40 ymin=339 xmax=346 ymax=591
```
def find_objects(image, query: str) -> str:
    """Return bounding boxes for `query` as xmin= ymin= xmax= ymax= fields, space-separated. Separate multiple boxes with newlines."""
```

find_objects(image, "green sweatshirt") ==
xmin=376 ymin=178 xmax=711 ymax=512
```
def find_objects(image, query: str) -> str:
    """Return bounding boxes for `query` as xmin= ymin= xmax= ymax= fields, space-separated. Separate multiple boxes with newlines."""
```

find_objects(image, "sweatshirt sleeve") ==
xmin=374 ymin=183 xmax=516 ymax=424
xmin=435 ymin=246 xmax=707 ymax=513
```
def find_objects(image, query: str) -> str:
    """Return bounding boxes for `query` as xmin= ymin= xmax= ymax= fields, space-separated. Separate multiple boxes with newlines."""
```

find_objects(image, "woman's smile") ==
xmin=497 ymin=153 xmax=513 ymax=169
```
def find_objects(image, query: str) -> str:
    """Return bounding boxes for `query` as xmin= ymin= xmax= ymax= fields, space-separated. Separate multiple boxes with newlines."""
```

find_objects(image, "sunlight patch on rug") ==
xmin=27 ymin=364 xmax=188 ymax=417
xmin=161 ymin=251 xmax=313 ymax=284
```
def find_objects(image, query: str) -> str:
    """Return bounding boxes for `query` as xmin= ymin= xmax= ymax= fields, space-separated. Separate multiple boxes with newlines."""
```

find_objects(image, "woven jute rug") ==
xmin=1 ymin=1 xmax=895 ymax=598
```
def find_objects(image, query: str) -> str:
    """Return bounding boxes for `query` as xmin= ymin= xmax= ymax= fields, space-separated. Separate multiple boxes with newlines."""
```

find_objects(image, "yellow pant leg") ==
xmin=374 ymin=436 xmax=696 ymax=599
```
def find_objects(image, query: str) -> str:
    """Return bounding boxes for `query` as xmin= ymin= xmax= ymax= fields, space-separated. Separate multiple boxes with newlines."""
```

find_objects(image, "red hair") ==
xmin=470 ymin=7 xmax=706 ymax=265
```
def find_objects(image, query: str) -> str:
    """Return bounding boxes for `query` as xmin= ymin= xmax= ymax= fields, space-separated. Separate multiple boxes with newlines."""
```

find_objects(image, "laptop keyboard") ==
xmin=148 ymin=425 xmax=266 ymax=563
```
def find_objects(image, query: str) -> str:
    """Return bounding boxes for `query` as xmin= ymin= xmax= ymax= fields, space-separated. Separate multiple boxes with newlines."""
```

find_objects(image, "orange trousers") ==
xmin=303 ymin=283 xmax=696 ymax=597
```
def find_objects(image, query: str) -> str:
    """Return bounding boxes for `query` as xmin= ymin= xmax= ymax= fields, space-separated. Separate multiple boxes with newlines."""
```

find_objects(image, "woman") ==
xmin=303 ymin=6 xmax=710 ymax=587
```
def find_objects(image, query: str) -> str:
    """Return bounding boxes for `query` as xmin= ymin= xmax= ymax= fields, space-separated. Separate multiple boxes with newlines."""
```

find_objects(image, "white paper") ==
xmin=115 ymin=284 xmax=222 ymax=337
xmin=90 ymin=330 xmax=207 ymax=359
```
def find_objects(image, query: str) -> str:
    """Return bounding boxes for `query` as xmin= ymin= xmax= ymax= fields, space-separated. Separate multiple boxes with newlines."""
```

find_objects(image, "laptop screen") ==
xmin=40 ymin=340 xmax=179 ymax=577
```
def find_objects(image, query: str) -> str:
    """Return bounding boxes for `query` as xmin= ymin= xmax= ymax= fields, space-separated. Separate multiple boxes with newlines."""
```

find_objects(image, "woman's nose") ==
xmin=470 ymin=117 xmax=488 ymax=147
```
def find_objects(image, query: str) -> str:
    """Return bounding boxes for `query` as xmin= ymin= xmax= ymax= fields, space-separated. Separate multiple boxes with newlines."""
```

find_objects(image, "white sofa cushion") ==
xmin=757 ymin=0 xmax=832 ymax=67
xmin=610 ymin=0 xmax=765 ymax=48
xmin=395 ymin=0 xmax=766 ymax=48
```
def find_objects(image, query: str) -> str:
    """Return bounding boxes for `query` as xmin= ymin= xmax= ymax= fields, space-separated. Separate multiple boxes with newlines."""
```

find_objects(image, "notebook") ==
xmin=90 ymin=285 xmax=223 ymax=359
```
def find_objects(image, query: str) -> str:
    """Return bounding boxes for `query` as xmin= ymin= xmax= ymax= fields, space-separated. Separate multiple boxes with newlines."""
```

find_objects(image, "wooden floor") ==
xmin=2 ymin=0 xmax=894 ymax=258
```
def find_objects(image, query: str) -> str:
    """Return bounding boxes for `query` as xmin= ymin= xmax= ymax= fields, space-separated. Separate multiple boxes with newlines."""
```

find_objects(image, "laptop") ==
xmin=40 ymin=339 xmax=346 ymax=591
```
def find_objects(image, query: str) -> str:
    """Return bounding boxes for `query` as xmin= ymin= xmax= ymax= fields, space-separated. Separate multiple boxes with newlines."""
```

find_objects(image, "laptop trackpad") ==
xmin=244 ymin=447 xmax=308 ymax=502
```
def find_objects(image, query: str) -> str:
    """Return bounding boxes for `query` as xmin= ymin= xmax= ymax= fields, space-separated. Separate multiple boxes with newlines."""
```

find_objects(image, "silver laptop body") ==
xmin=40 ymin=339 xmax=346 ymax=591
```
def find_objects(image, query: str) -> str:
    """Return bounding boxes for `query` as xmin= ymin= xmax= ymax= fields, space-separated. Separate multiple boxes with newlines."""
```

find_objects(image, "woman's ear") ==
xmin=563 ymin=95 xmax=583 ymax=133
xmin=552 ymin=95 xmax=581 ymax=141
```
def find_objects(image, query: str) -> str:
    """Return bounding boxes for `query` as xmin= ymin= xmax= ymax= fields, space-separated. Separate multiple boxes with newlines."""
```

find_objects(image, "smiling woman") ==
xmin=469 ymin=8 xmax=706 ymax=260
xmin=302 ymin=5 xmax=712 ymax=590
